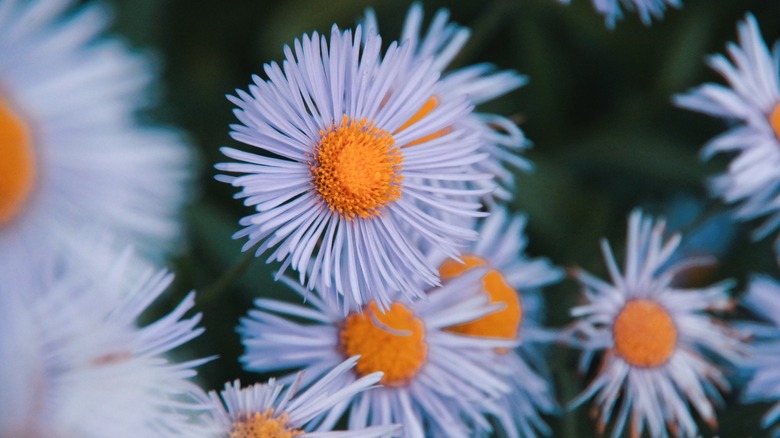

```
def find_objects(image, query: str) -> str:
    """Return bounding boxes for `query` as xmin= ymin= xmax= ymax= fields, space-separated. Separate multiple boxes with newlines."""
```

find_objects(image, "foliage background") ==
xmin=104 ymin=0 xmax=780 ymax=435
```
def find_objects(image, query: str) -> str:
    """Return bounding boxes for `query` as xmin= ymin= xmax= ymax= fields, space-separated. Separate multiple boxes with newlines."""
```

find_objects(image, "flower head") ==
xmin=557 ymin=0 xmax=682 ymax=28
xmin=739 ymin=275 xmax=780 ymax=435
xmin=204 ymin=357 xmax=399 ymax=438
xmin=0 ymin=0 xmax=192 ymax=283
xmin=0 ymin=244 xmax=209 ymax=437
xmin=363 ymin=3 xmax=531 ymax=201
xmin=434 ymin=208 xmax=563 ymax=437
xmin=238 ymin=270 xmax=514 ymax=437
xmin=570 ymin=210 xmax=743 ymax=438
xmin=217 ymin=24 xmax=490 ymax=311
xmin=675 ymin=14 xmax=780 ymax=239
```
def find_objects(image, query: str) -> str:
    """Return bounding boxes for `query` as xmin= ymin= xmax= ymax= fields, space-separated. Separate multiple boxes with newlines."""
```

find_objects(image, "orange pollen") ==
xmin=394 ymin=96 xmax=452 ymax=147
xmin=770 ymin=103 xmax=780 ymax=140
xmin=339 ymin=301 xmax=427 ymax=387
xmin=311 ymin=115 xmax=403 ymax=219
xmin=230 ymin=410 xmax=302 ymax=438
xmin=613 ymin=299 xmax=677 ymax=368
xmin=0 ymin=96 xmax=35 ymax=225
xmin=440 ymin=256 xmax=522 ymax=350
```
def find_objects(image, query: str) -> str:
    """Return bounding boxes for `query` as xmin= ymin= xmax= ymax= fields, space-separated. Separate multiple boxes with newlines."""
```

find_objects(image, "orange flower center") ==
xmin=770 ymin=103 xmax=780 ymax=140
xmin=613 ymin=299 xmax=677 ymax=367
xmin=394 ymin=96 xmax=452 ymax=147
xmin=230 ymin=410 xmax=302 ymax=438
xmin=311 ymin=116 xmax=402 ymax=219
xmin=340 ymin=301 xmax=427 ymax=387
xmin=440 ymin=255 xmax=523 ymax=350
xmin=0 ymin=96 xmax=35 ymax=225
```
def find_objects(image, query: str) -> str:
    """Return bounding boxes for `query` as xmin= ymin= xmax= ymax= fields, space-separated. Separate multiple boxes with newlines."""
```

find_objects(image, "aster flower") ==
xmin=0 ymin=244 xmax=209 ymax=437
xmin=216 ymin=24 xmax=490 ymax=311
xmin=0 ymin=0 xmax=191 ymax=283
xmin=675 ymin=14 xmax=780 ymax=239
xmin=739 ymin=275 xmax=780 ymax=436
xmin=202 ymin=357 xmax=400 ymax=437
xmin=569 ymin=210 xmax=743 ymax=438
xmin=363 ymin=3 xmax=531 ymax=201
xmin=557 ymin=0 xmax=681 ymax=28
xmin=432 ymin=208 xmax=562 ymax=437
xmin=238 ymin=270 xmax=514 ymax=438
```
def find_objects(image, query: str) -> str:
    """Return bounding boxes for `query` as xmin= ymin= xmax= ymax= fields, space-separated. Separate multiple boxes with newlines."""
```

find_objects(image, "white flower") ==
xmin=0 ymin=0 xmax=191 ymax=284
xmin=675 ymin=14 xmax=780 ymax=239
xmin=203 ymin=357 xmax=399 ymax=437
xmin=739 ymin=275 xmax=780 ymax=436
xmin=433 ymin=208 xmax=562 ymax=437
xmin=0 ymin=244 xmax=209 ymax=437
xmin=238 ymin=270 xmax=514 ymax=438
xmin=216 ymin=24 xmax=491 ymax=311
xmin=556 ymin=0 xmax=681 ymax=28
xmin=569 ymin=210 xmax=743 ymax=438
xmin=363 ymin=3 xmax=531 ymax=201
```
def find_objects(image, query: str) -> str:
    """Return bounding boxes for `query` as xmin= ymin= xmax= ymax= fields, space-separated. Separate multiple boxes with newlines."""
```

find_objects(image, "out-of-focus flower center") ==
xmin=394 ymin=96 xmax=452 ymax=146
xmin=613 ymin=299 xmax=677 ymax=367
xmin=312 ymin=115 xmax=402 ymax=219
xmin=440 ymin=255 xmax=522 ymax=351
xmin=230 ymin=410 xmax=301 ymax=438
xmin=0 ymin=96 xmax=35 ymax=225
xmin=339 ymin=301 xmax=427 ymax=386
xmin=770 ymin=103 xmax=780 ymax=139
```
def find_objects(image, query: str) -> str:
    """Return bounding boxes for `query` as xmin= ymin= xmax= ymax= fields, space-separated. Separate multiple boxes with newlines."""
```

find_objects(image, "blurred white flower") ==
xmin=675 ymin=14 xmax=780 ymax=239
xmin=557 ymin=0 xmax=681 ymax=28
xmin=0 ymin=0 xmax=192 ymax=284
xmin=0 ymin=244 xmax=209 ymax=437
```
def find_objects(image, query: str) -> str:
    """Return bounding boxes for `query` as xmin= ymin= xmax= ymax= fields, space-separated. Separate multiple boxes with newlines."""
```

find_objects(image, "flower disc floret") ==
xmin=0 ymin=97 xmax=35 ymax=225
xmin=230 ymin=411 xmax=302 ymax=438
xmin=312 ymin=116 xmax=402 ymax=219
xmin=340 ymin=301 xmax=427 ymax=386
xmin=440 ymin=256 xmax=522 ymax=342
xmin=770 ymin=103 xmax=780 ymax=140
xmin=613 ymin=299 xmax=677 ymax=367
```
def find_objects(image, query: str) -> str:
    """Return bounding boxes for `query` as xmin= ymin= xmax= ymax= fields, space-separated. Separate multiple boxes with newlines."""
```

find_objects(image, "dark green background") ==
xmin=105 ymin=0 xmax=780 ymax=436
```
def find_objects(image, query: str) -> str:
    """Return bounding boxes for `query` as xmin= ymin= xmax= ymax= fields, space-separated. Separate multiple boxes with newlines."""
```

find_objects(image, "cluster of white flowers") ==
xmin=4 ymin=0 xmax=780 ymax=437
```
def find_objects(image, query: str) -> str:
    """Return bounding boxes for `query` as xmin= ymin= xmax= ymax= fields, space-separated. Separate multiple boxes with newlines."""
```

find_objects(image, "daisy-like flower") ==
xmin=675 ymin=14 xmax=780 ymax=239
xmin=739 ymin=275 xmax=780 ymax=435
xmin=238 ymin=270 xmax=514 ymax=438
xmin=202 ymin=357 xmax=399 ymax=437
xmin=569 ymin=210 xmax=743 ymax=438
xmin=557 ymin=0 xmax=681 ymax=28
xmin=216 ymin=24 xmax=489 ymax=311
xmin=0 ymin=0 xmax=191 ymax=283
xmin=0 ymin=243 xmax=209 ymax=437
xmin=363 ymin=3 xmax=531 ymax=201
xmin=432 ymin=208 xmax=562 ymax=437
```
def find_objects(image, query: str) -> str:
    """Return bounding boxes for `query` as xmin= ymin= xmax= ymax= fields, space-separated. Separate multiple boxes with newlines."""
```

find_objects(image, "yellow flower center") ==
xmin=339 ymin=301 xmax=427 ymax=387
xmin=394 ymin=96 xmax=452 ymax=147
xmin=230 ymin=410 xmax=302 ymax=438
xmin=770 ymin=103 xmax=780 ymax=139
xmin=613 ymin=299 xmax=677 ymax=367
xmin=311 ymin=115 xmax=402 ymax=219
xmin=0 ymin=96 xmax=35 ymax=225
xmin=440 ymin=256 xmax=522 ymax=351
